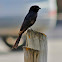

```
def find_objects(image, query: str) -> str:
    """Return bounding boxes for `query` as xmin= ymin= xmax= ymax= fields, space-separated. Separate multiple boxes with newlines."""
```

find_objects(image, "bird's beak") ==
xmin=39 ymin=7 xmax=41 ymax=9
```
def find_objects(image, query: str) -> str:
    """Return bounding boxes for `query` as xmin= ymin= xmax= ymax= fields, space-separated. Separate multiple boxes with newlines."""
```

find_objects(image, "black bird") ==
xmin=12 ymin=5 xmax=41 ymax=49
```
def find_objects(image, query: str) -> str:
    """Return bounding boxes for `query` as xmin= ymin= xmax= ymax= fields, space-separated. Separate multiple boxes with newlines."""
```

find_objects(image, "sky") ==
xmin=0 ymin=0 xmax=46 ymax=17
xmin=0 ymin=0 xmax=24 ymax=17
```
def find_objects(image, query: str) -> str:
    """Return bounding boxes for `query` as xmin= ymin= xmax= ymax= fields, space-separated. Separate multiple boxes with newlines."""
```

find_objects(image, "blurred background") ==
xmin=0 ymin=0 xmax=62 ymax=62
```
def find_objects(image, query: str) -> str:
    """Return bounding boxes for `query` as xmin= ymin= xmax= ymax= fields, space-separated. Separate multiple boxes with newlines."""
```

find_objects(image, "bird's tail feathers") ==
xmin=12 ymin=32 xmax=22 ymax=49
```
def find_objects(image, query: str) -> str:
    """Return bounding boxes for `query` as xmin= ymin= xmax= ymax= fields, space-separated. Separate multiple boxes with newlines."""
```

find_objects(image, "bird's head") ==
xmin=29 ymin=5 xmax=41 ymax=13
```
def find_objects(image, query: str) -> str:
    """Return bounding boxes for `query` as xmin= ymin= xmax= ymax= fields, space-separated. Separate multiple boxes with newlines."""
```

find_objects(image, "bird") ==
xmin=12 ymin=5 xmax=41 ymax=49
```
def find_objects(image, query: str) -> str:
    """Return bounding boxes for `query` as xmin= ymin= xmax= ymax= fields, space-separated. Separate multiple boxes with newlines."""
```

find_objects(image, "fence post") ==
xmin=23 ymin=29 xmax=47 ymax=62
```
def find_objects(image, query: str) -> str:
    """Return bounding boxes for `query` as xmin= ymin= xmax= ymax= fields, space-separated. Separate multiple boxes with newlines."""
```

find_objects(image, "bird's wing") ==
xmin=20 ymin=12 xmax=37 ymax=31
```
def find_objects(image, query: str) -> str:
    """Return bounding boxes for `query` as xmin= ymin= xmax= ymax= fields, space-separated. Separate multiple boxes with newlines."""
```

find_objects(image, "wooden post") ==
xmin=23 ymin=29 xmax=47 ymax=62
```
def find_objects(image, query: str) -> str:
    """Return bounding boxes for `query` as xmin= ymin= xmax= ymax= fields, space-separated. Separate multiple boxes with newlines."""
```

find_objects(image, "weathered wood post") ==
xmin=23 ymin=29 xmax=47 ymax=62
